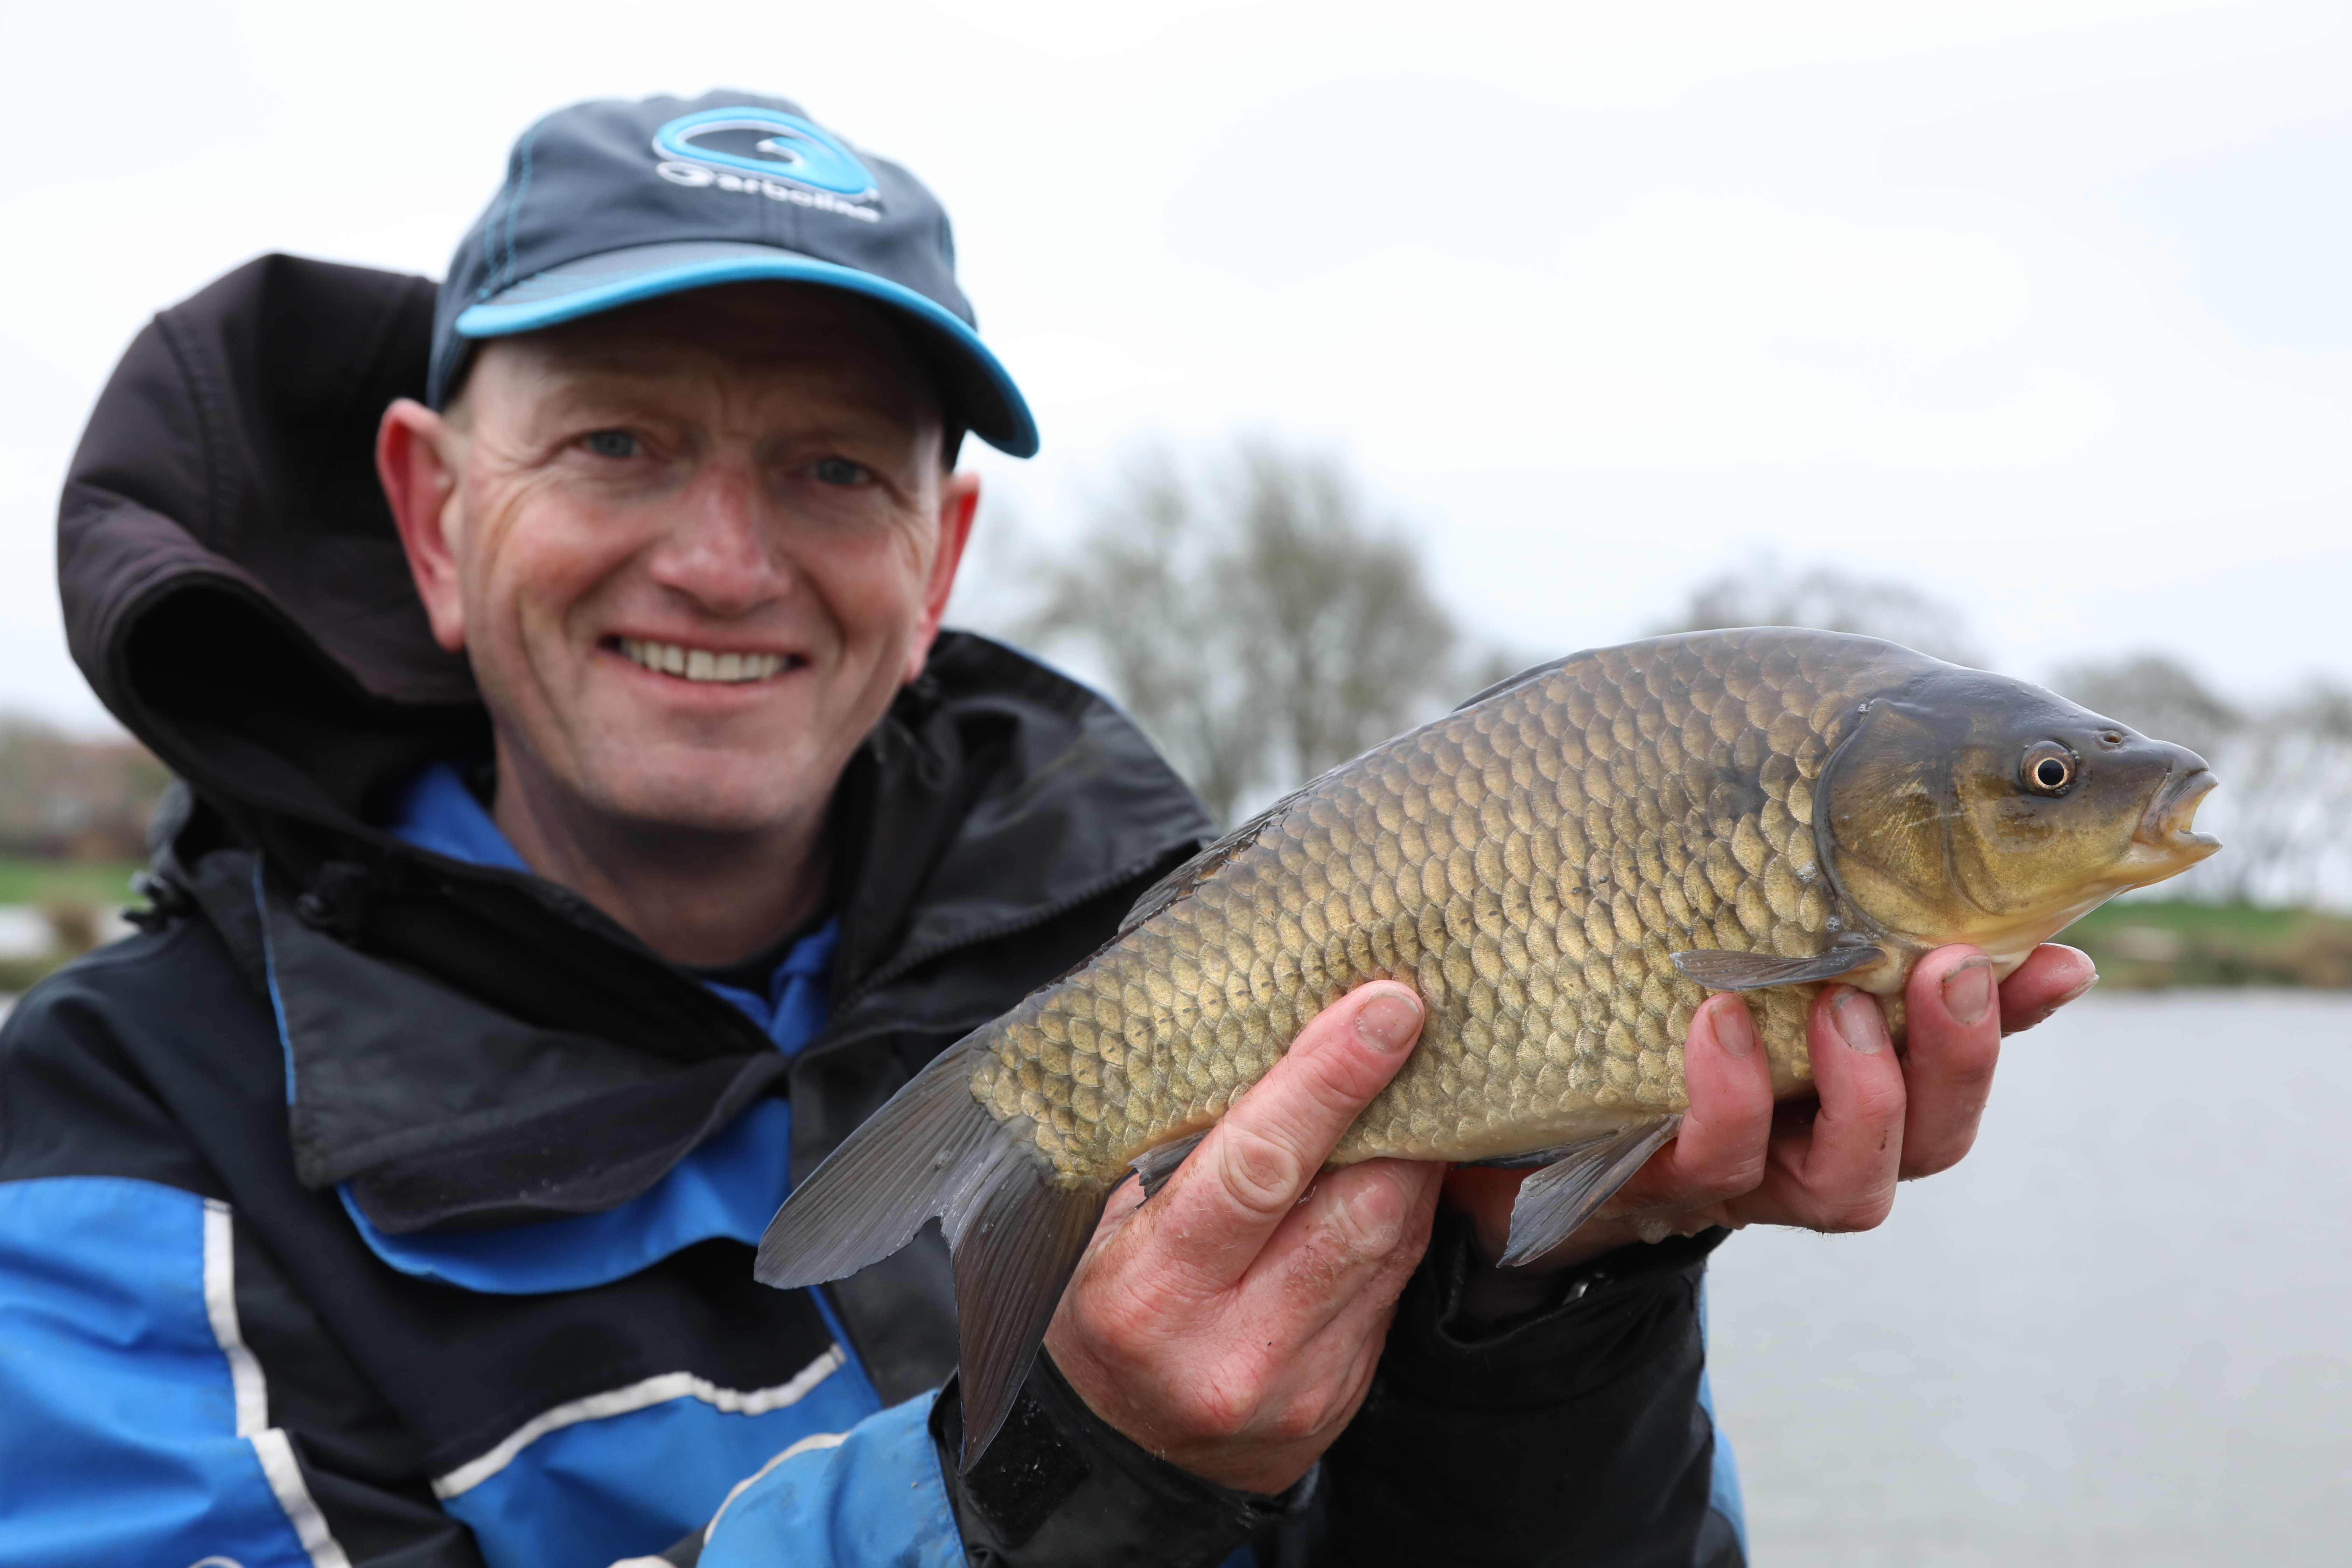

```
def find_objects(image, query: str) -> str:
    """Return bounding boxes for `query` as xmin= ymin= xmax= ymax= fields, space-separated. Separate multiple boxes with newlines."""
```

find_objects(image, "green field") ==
xmin=0 ymin=858 xmax=146 ymax=993
xmin=0 ymin=858 xmax=144 ymax=909
xmin=2058 ymin=898 xmax=2352 ymax=988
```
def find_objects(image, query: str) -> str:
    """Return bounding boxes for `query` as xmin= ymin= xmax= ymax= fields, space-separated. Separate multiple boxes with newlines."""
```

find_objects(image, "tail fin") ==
xmin=756 ymin=1038 xmax=1104 ymax=1468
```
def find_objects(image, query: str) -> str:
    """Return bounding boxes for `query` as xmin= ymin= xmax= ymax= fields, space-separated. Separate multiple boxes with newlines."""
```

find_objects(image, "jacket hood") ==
xmin=60 ymin=254 xmax=485 ymax=868
xmin=56 ymin=252 xmax=1212 ymax=1232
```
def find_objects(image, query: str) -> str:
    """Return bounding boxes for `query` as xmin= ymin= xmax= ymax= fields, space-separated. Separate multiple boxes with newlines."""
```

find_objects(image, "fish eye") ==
xmin=2020 ymin=741 xmax=2077 ymax=796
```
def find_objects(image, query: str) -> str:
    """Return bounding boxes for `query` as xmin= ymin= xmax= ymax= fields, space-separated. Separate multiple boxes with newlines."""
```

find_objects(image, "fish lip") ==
xmin=2135 ymin=768 xmax=2220 ymax=848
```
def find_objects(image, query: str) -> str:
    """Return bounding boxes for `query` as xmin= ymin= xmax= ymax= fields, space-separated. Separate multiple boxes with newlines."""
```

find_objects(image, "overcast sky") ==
xmin=5 ymin=0 xmax=2344 ymax=733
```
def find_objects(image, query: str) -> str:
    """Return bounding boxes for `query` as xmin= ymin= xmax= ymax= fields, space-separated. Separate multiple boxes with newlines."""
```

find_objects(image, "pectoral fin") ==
xmin=1462 ymin=1134 xmax=1619 ymax=1171
xmin=1498 ymin=1115 xmax=1683 ymax=1268
xmin=1128 ymin=1131 xmax=1208 ymax=1199
xmin=1669 ymin=945 xmax=1885 ymax=992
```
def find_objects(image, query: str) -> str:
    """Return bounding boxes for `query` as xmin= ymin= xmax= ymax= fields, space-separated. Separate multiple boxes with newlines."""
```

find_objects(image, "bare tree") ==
xmin=0 ymin=721 xmax=171 ymax=860
xmin=1013 ymin=444 xmax=1463 ymax=825
xmin=1224 ymin=448 xmax=1459 ymax=791
xmin=2051 ymin=654 xmax=2244 ymax=774
xmin=1652 ymin=555 xmax=1983 ymax=667
xmin=2199 ymin=682 xmax=2352 ymax=906
xmin=1020 ymin=456 xmax=1270 ymax=822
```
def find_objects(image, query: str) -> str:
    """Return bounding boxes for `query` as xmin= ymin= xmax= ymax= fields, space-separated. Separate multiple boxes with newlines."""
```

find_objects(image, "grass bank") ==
xmin=2059 ymin=899 xmax=2352 ymax=988
xmin=0 ymin=858 xmax=144 ymax=993
xmin=0 ymin=858 xmax=142 ymax=908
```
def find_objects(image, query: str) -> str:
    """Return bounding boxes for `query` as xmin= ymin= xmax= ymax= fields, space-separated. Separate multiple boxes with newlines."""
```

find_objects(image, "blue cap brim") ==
xmin=451 ymin=240 xmax=1038 ymax=457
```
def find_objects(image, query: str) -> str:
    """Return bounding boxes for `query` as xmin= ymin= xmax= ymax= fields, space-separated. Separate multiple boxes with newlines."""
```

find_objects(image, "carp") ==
xmin=758 ymin=628 xmax=2221 ymax=1464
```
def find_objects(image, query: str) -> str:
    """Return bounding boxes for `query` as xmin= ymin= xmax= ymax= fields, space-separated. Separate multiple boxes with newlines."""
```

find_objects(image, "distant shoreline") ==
xmin=2060 ymin=899 xmax=2352 ymax=989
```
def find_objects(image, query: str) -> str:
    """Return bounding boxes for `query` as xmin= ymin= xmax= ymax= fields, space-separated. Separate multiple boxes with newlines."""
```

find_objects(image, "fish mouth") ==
xmin=2133 ymin=768 xmax=2221 ymax=858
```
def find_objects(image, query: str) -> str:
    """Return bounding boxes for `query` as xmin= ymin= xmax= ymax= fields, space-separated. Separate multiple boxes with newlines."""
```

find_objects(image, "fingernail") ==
xmin=1832 ymin=989 xmax=1886 ymax=1054
xmin=1940 ymin=959 xmax=1994 ymax=1027
xmin=2055 ymin=970 xmax=2100 ymax=1007
xmin=1712 ymin=1000 xmax=1755 ymax=1058
xmin=1354 ymin=991 xmax=1423 ymax=1054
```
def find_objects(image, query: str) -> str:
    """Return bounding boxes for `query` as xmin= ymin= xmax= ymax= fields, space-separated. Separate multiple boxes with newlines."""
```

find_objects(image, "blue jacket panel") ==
xmin=433 ymin=1345 xmax=887 ymax=1566
xmin=0 ymin=1176 xmax=343 ymax=1568
xmin=0 ymin=1169 xmax=962 ymax=1568
xmin=0 ymin=906 xmax=981 ymax=1568
xmin=693 ymin=1395 xmax=963 ymax=1568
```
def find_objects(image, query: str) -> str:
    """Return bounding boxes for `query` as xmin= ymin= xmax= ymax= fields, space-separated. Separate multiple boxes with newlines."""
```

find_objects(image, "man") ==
xmin=0 ymin=91 xmax=2091 ymax=1567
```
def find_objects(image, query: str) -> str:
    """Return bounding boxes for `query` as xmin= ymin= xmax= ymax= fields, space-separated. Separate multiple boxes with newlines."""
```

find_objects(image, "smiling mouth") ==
xmin=613 ymin=637 xmax=798 ymax=685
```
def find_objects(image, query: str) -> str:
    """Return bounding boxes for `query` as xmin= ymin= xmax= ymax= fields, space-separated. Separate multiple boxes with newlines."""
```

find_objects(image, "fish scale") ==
xmin=968 ymin=627 xmax=1934 ymax=1180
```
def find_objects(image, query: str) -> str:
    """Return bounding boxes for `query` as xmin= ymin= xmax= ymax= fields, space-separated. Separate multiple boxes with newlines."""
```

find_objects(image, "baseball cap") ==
xmin=429 ymin=91 xmax=1037 ymax=457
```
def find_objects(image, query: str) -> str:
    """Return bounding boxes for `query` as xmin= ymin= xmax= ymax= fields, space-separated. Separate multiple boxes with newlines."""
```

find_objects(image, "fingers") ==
xmin=1885 ymin=940 xmax=2092 ymax=1183
xmin=1149 ymin=981 xmax=1426 ymax=1289
xmin=1049 ymin=1143 xmax=1438 ymax=1495
xmin=1754 ymin=985 xmax=1907 ymax=1231
xmin=1645 ymin=994 xmax=1776 ymax=1204
xmin=1553 ymin=995 xmax=1778 ymax=1244
xmin=1997 ymin=943 xmax=2098 ymax=1036
xmin=1441 ymin=951 xmax=2056 ymax=1264
xmin=1233 ymin=1160 xmax=1437 ymax=1431
xmin=1896 ymin=946 xmax=2003 ymax=1178
xmin=1244 ymin=1157 xmax=1441 ymax=1342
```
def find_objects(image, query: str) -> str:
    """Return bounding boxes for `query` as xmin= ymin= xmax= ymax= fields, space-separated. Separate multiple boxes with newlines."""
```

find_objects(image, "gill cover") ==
xmin=1816 ymin=666 xmax=2206 ymax=962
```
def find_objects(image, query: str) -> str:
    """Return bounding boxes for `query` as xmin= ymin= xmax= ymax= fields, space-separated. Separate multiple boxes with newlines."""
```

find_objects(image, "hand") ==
xmin=1044 ymin=982 xmax=1444 ymax=1496
xmin=1446 ymin=943 xmax=2100 ymax=1316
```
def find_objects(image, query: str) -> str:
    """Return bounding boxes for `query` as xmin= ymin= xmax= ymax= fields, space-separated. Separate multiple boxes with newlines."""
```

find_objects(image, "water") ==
xmin=0 ymin=983 xmax=2332 ymax=1554
xmin=0 ymin=906 xmax=50 ymax=961
xmin=1706 ymin=990 xmax=2352 ymax=1566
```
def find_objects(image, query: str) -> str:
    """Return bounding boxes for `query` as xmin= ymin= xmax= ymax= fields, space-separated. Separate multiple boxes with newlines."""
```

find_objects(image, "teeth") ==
xmin=618 ymin=638 xmax=787 ymax=684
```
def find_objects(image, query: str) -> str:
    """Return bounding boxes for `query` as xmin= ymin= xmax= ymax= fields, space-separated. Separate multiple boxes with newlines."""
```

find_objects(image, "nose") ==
xmin=2105 ymin=726 xmax=2210 ymax=779
xmin=645 ymin=462 xmax=785 ymax=616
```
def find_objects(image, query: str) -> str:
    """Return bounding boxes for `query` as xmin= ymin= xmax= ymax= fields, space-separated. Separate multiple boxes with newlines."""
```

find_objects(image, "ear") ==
xmin=901 ymin=469 xmax=982 ymax=685
xmin=377 ymin=398 xmax=470 ymax=653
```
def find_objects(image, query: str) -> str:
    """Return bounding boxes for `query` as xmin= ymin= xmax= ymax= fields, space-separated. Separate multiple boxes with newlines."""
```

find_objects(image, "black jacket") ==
xmin=0 ymin=253 xmax=1744 ymax=1567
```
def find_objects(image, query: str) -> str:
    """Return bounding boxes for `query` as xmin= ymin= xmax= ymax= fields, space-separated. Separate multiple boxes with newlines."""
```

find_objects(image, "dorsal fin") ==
xmin=1115 ymin=776 xmax=1326 ymax=937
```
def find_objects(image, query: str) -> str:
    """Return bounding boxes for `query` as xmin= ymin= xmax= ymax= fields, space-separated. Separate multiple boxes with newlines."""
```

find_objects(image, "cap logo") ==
xmin=651 ymin=107 xmax=882 ymax=220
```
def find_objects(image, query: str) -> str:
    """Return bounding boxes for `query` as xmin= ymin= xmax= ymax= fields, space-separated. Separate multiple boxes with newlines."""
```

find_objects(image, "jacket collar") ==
xmin=172 ymin=631 xmax=1206 ymax=1231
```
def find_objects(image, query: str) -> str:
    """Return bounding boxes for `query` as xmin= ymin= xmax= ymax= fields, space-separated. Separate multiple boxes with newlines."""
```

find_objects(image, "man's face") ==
xmin=397 ymin=284 xmax=975 ymax=842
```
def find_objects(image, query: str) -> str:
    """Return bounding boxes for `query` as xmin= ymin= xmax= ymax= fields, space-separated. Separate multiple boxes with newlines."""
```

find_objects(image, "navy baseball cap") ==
xmin=429 ymin=91 xmax=1037 ymax=457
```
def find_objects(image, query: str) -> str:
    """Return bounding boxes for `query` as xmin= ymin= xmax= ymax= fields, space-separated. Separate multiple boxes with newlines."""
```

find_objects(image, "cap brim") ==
xmin=453 ymin=240 xmax=1038 ymax=458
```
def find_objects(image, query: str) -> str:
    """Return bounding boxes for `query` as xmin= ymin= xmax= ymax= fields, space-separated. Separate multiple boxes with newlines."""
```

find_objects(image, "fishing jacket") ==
xmin=0 ymin=253 xmax=1748 ymax=1568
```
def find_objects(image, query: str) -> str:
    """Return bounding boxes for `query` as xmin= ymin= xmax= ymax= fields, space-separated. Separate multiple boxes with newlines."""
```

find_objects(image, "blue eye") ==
xmin=583 ymin=430 xmax=638 ymax=459
xmin=812 ymin=457 xmax=867 ymax=486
